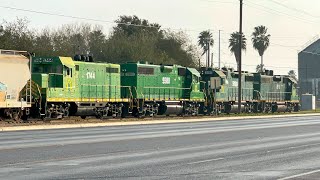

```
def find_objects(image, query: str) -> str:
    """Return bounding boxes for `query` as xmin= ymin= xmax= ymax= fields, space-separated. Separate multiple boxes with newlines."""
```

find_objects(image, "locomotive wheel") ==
xmin=95 ymin=114 xmax=102 ymax=119
xmin=21 ymin=114 xmax=28 ymax=121
xmin=138 ymin=113 xmax=145 ymax=119
xmin=64 ymin=108 xmax=69 ymax=118
xmin=12 ymin=112 xmax=21 ymax=122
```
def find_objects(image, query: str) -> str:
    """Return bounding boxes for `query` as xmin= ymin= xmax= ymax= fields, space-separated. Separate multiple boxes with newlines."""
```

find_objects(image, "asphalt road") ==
xmin=1 ymin=116 xmax=320 ymax=180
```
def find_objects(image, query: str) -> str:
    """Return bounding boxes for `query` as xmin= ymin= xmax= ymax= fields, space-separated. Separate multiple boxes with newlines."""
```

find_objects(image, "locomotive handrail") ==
xmin=266 ymin=91 xmax=292 ymax=102
xmin=143 ymin=87 xmax=190 ymax=90
xmin=126 ymin=86 xmax=134 ymax=107
xmin=200 ymin=81 xmax=208 ymax=105
xmin=227 ymin=87 xmax=254 ymax=101
xmin=253 ymin=90 xmax=262 ymax=100
xmin=142 ymin=86 xmax=191 ymax=100
xmin=266 ymin=92 xmax=292 ymax=94
xmin=80 ymin=84 xmax=133 ymax=99
xmin=0 ymin=49 xmax=28 ymax=55
xmin=134 ymin=86 xmax=144 ymax=110
xmin=47 ymin=73 xmax=63 ymax=75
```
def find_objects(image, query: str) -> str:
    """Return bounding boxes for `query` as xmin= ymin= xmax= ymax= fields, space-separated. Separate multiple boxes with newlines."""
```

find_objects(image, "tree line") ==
xmin=0 ymin=16 xmax=296 ymax=78
xmin=0 ymin=16 xmax=200 ymax=67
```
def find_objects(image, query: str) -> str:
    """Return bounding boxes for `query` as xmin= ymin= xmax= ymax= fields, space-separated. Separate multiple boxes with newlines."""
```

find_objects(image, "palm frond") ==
xmin=198 ymin=30 xmax=214 ymax=56
xmin=251 ymin=25 xmax=270 ymax=57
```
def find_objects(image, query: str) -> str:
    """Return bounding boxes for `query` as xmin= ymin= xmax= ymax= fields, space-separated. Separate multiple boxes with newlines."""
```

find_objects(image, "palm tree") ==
xmin=288 ymin=70 xmax=297 ymax=81
xmin=251 ymin=25 xmax=271 ymax=72
xmin=229 ymin=32 xmax=247 ymax=70
xmin=256 ymin=64 xmax=265 ymax=73
xmin=198 ymin=30 xmax=214 ymax=67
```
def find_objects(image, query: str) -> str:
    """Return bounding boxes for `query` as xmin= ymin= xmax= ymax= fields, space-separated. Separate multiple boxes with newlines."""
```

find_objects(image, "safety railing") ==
xmin=0 ymin=49 xmax=28 ymax=55
xmin=266 ymin=92 xmax=292 ymax=102
xmin=200 ymin=81 xmax=208 ymax=106
xmin=141 ymin=86 xmax=191 ymax=100
xmin=253 ymin=90 xmax=262 ymax=100
xmin=228 ymin=87 xmax=254 ymax=101
xmin=80 ymin=84 xmax=133 ymax=102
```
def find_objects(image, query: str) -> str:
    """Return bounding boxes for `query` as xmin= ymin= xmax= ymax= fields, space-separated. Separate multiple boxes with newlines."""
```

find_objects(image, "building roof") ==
xmin=299 ymin=38 xmax=320 ymax=55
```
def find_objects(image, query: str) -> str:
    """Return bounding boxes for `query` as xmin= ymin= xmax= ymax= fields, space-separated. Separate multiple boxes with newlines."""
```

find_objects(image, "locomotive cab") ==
xmin=200 ymin=67 xmax=227 ymax=114
xmin=32 ymin=57 xmax=73 ymax=89
xmin=185 ymin=68 xmax=204 ymax=99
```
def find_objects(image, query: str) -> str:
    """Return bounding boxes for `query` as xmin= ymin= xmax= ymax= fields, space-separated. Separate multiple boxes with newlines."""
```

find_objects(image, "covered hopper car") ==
xmin=0 ymin=50 xmax=32 ymax=120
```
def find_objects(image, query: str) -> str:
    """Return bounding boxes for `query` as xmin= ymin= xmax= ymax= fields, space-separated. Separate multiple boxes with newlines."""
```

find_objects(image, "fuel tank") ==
xmin=225 ymin=104 xmax=245 ymax=114
xmin=272 ymin=103 xmax=287 ymax=113
xmin=161 ymin=101 xmax=183 ymax=115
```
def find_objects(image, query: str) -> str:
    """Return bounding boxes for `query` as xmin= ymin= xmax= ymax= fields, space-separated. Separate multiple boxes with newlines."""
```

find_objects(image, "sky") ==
xmin=0 ymin=0 xmax=320 ymax=75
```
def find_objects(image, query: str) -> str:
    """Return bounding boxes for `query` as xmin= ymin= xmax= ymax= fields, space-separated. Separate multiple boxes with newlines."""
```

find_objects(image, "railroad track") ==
xmin=0 ymin=111 xmax=307 ymax=126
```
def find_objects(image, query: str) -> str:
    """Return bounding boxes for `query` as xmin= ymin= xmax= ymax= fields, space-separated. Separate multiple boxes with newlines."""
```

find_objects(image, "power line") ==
xmin=198 ymin=0 xmax=235 ymax=4
xmin=0 ymin=3 xmax=314 ymax=41
xmin=0 ymin=5 xmax=211 ymax=33
xmin=215 ymin=49 xmax=320 ymax=70
xmin=0 ymin=1 xmax=314 ymax=65
xmin=211 ymin=61 xmax=298 ymax=70
xmin=245 ymin=0 xmax=318 ymax=25
xmin=270 ymin=43 xmax=301 ymax=48
xmin=267 ymin=0 xmax=320 ymax=19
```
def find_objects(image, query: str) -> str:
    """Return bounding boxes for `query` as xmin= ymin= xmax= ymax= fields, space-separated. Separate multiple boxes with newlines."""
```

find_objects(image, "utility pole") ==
xmin=207 ymin=41 xmax=210 ymax=68
xmin=218 ymin=30 xmax=221 ymax=69
xmin=238 ymin=0 xmax=243 ymax=114
xmin=211 ymin=53 xmax=213 ymax=68
xmin=205 ymin=47 xmax=208 ymax=67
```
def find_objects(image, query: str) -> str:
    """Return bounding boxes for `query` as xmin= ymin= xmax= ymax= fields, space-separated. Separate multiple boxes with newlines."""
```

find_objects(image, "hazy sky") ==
xmin=1 ymin=0 xmax=320 ymax=74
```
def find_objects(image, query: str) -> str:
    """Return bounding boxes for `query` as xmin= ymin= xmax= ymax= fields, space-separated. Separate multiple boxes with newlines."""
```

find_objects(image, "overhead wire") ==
xmin=267 ymin=0 xmax=320 ymax=19
xmin=245 ymin=0 xmax=318 ymax=25
xmin=0 ymin=3 xmax=314 ymax=42
xmin=0 ymin=5 xmax=212 ymax=33
xmin=198 ymin=0 xmax=235 ymax=4
xmin=0 ymin=1 xmax=315 ymax=72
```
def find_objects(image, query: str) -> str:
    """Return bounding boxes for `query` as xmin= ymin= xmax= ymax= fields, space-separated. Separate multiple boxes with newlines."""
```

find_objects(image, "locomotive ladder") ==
xmin=25 ymin=81 xmax=32 ymax=104
xmin=22 ymin=80 xmax=42 ymax=105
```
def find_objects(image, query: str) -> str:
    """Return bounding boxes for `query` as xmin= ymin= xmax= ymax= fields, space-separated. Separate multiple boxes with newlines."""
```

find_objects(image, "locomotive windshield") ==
xmin=33 ymin=65 xmax=63 ymax=74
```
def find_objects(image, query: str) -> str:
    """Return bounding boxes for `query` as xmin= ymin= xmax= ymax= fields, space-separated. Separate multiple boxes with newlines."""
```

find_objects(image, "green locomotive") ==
xmin=121 ymin=62 xmax=205 ymax=116
xmin=201 ymin=67 xmax=299 ymax=114
xmin=200 ymin=67 xmax=255 ymax=114
xmin=29 ymin=55 xmax=299 ymax=119
xmin=32 ymin=56 xmax=131 ymax=119
xmin=253 ymin=71 xmax=299 ymax=112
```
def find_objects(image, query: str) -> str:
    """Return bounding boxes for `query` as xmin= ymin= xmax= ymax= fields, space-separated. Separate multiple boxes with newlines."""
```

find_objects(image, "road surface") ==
xmin=1 ymin=115 xmax=320 ymax=179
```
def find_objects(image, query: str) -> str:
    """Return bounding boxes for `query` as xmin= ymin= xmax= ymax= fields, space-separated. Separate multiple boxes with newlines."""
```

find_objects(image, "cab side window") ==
xmin=193 ymin=75 xmax=199 ymax=83
xmin=65 ymin=67 xmax=72 ymax=77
